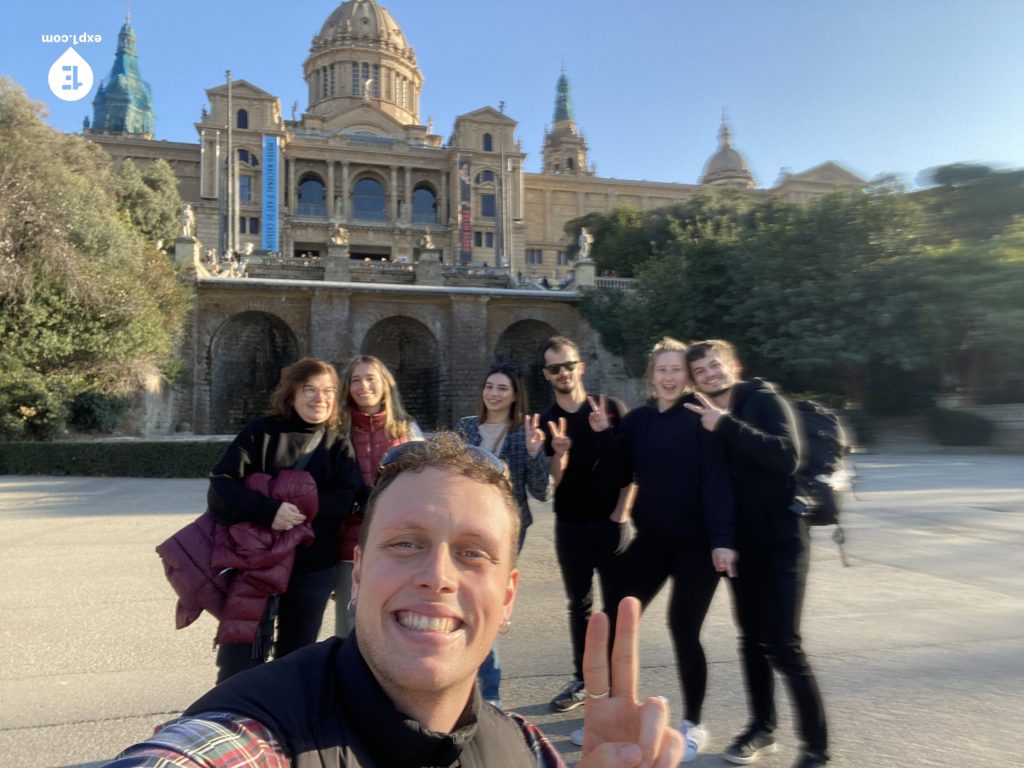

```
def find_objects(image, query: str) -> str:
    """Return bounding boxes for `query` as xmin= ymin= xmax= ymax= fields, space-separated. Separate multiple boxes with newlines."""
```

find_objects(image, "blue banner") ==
xmin=261 ymin=135 xmax=280 ymax=252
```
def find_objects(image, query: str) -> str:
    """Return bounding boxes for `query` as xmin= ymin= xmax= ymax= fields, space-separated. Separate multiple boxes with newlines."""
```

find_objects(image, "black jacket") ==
xmin=716 ymin=379 xmax=803 ymax=545
xmin=187 ymin=635 xmax=545 ymax=767
xmin=619 ymin=399 xmax=734 ymax=548
xmin=208 ymin=414 xmax=363 ymax=573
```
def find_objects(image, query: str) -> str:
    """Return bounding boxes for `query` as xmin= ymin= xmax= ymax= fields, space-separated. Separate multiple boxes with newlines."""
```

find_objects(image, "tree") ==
xmin=0 ymin=78 xmax=188 ymax=439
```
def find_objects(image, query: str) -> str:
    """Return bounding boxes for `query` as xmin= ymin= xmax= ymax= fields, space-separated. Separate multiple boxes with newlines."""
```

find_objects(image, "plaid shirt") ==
xmin=106 ymin=709 xmax=566 ymax=767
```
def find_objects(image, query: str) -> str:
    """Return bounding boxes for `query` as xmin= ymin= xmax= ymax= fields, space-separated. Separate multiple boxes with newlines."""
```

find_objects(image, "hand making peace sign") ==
xmin=576 ymin=597 xmax=684 ymax=767
xmin=587 ymin=394 xmax=612 ymax=432
xmin=683 ymin=391 xmax=729 ymax=432
xmin=524 ymin=413 xmax=545 ymax=456
xmin=547 ymin=416 xmax=572 ymax=457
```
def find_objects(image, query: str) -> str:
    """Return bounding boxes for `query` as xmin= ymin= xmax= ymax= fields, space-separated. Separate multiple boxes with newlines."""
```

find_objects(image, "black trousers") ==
xmin=554 ymin=519 xmax=629 ymax=680
xmin=609 ymin=533 xmax=721 ymax=724
xmin=730 ymin=523 xmax=828 ymax=756
xmin=216 ymin=564 xmax=338 ymax=684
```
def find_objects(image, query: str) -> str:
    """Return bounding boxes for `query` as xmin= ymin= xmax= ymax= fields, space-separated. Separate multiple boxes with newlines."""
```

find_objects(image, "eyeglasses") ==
xmin=543 ymin=360 xmax=581 ymax=375
xmin=300 ymin=385 xmax=337 ymax=400
xmin=378 ymin=440 xmax=506 ymax=477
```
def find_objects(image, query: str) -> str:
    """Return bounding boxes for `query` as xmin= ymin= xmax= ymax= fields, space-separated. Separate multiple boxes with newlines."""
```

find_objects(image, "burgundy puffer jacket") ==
xmin=156 ymin=469 xmax=319 ymax=644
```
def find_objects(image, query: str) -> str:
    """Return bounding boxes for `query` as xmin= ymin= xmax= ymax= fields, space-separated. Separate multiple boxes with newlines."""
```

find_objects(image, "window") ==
xmin=239 ymin=218 xmax=246 ymax=234
xmin=329 ymin=64 xmax=336 ymax=97
xmin=249 ymin=217 xmax=260 ymax=235
xmin=482 ymin=133 xmax=493 ymax=152
xmin=412 ymin=185 xmax=437 ymax=223
xmin=236 ymin=109 xmax=248 ymax=129
xmin=475 ymin=170 xmax=494 ymax=184
xmin=485 ymin=232 xmax=494 ymax=248
xmin=557 ymin=250 xmax=570 ymax=266
xmin=239 ymin=175 xmax=252 ymax=203
xmin=526 ymin=249 xmax=543 ymax=265
xmin=321 ymin=67 xmax=329 ymax=99
xmin=372 ymin=64 xmax=380 ymax=97
xmin=480 ymin=193 xmax=496 ymax=218
xmin=237 ymin=148 xmax=258 ymax=167
xmin=566 ymin=157 xmax=575 ymax=171
xmin=297 ymin=176 xmax=326 ymax=216
xmin=474 ymin=231 xmax=482 ymax=247
xmin=352 ymin=63 xmax=360 ymax=95
xmin=353 ymin=177 xmax=387 ymax=220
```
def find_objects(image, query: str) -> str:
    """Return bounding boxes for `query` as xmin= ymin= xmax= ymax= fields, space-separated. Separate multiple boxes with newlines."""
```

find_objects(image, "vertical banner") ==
xmin=261 ymin=135 xmax=280 ymax=253
xmin=458 ymin=155 xmax=472 ymax=265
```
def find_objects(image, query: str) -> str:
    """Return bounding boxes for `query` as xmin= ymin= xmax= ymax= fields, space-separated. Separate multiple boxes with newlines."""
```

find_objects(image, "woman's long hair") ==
xmin=267 ymin=357 xmax=343 ymax=430
xmin=338 ymin=355 xmax=417 ymax=440
xmin=476 ymin=363 xmax=529 ymax=430
xmin=643 ymin=337 xmax=692 ymax=401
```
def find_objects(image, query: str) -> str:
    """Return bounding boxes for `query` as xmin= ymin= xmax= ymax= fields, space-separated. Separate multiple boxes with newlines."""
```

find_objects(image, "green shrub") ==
xmin=926 ymin=407 xmax=995 ymax=446
xmin=68 ymin=393 xmax=131 ymax=433
xmin=0 ymin=355 xmax=67 ymax=440
xmin=0 ymin=439 xmax=230 ymax=477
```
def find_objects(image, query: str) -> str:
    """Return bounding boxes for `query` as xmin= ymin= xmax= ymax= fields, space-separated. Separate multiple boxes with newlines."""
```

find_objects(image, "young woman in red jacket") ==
xmin=334 ymin=355 xmax=422 ymax=637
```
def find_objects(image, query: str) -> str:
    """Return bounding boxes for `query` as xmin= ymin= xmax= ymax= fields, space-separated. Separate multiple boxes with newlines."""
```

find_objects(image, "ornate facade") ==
xmin=89 ymin=0 xmax=866 ymax=286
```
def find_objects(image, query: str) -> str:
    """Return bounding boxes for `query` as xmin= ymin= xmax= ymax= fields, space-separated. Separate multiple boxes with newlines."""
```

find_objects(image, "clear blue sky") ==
xmin=4 ymin=0 xmax=1022 ymax=188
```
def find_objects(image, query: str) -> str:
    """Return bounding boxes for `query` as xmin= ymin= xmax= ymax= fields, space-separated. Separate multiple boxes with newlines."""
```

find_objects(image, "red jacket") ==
xmin=338 ymin=410 xmax=416 ymax=560
xmin=156 ymin=469 xmax=319 ymax=645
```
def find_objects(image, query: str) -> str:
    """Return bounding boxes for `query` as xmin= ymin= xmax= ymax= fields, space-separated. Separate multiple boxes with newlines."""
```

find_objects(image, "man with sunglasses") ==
xmin=108 ymin=434 xmax=682 ymax=768
xmin=538 ymin=336 xmax=632 ymax=721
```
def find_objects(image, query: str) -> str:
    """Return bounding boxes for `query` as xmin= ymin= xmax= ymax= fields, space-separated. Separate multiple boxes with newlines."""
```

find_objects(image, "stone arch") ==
xmin=494 ymin=318 xmax=559 ymax=413
xmin=209 ymin=311 xmax=300 ymax=434
xmin=361 ymin=316 xmax=441 ymax=428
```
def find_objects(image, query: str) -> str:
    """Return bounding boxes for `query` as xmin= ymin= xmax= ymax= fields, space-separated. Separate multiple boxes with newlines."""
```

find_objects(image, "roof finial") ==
xmin=719 ymin=108 xmax=732 ymax=147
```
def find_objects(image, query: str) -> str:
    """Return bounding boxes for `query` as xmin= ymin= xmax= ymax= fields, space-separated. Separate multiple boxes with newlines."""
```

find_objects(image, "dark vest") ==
xmin=187 ymin=635 xmax=539 ymax=767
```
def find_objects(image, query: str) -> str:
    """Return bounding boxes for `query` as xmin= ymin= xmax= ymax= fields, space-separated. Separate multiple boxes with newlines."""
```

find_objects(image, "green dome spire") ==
xmin=553 ymin=65 xmax=574 ymax=123
xmin=90 ymin=16 xmax=155 ymax=137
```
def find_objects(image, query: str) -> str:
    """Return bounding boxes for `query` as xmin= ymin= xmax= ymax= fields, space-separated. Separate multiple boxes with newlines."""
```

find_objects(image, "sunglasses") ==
xmin=543 ymin=360 xmax=581 ymax=375
xmin=378 ymin=440 xmax=507 ymax=477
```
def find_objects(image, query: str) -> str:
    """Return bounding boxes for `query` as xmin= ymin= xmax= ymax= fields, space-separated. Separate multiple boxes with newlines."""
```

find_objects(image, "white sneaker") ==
xmin=570 ymin=728 xmax=585 ymax=747
xmin=679 ymin=720 xmax=708 ymax=763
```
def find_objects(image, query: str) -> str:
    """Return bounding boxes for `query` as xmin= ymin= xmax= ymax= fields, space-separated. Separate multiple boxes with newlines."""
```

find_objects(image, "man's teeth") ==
xmin=398 ymin=612 xmax=458 ymax=632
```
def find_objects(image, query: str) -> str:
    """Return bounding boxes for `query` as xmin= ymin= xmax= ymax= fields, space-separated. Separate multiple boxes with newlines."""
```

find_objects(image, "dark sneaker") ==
xmin=723 ymin=725 xmax=777 ymax=765
xmin=791 ymin=753 xmax=827 ymax=768
xmin=550 ymin=677 xmax=585 ymax=712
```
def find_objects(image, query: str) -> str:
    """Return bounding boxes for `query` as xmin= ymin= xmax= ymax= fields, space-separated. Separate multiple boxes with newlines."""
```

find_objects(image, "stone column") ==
xmin=324 ymin=243 xmax=351 ymax=282
xmin=288 ymin=157 xmax=297 ymax=213
xmin=327 ymin=160 xmax=336 ymax=222
xmin=309 ymin=291 xmax=351 ymax=364
xmin=414 ymin=251 xmax=442 ymax=286
xmin=447 ymin=296 xmax=490 ymax=423
xmin=340 ymin=161 xmax=350 ymax=220
xmin=439 ymin=170 xmax=448 ymax=225
xmin=390 ymin=165 xmax=398 ymax=221
xmin=404 ymin=165 xmax=412 ymax=222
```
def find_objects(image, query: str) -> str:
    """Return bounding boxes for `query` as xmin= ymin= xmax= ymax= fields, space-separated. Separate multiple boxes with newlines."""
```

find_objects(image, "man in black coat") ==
xmin=684 ymin=340 xmax=829 ymax=768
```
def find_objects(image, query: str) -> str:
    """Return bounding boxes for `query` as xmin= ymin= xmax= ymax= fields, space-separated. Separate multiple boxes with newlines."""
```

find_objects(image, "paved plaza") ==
xmin=1 ymin=453 xmax=1021 ymax=767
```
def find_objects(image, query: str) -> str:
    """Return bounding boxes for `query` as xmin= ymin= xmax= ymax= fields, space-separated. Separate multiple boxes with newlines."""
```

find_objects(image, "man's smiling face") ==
xmin=351 ymin=468 xmax=518 ymax=705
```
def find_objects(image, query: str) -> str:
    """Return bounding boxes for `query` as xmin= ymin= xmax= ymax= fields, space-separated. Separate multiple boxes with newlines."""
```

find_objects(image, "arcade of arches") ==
xmin=190 ymin=282 xmax=621 ymax=435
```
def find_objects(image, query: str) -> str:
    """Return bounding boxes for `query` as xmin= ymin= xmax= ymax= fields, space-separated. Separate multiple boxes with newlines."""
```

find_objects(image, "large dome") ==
xmin=303 ymin=0 xmax=423 ymax=126
xmin=701 ymin=117 xmax=754 ymax=188
xmin=313 ymin=0 xmax=413 ymax=57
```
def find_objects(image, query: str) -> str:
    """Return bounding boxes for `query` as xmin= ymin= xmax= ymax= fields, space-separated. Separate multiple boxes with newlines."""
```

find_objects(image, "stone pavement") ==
xmin=1 ymin=454 xmax=1021 ymax=767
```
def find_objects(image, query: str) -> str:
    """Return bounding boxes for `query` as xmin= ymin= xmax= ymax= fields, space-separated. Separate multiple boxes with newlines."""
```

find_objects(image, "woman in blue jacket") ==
xmin=455 ymin=362 xmax=550 ymax=706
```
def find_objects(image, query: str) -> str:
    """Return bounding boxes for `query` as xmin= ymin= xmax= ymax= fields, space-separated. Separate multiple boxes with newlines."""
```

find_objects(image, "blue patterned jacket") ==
xmin=454 ymin=416 xmax=552 ymax=538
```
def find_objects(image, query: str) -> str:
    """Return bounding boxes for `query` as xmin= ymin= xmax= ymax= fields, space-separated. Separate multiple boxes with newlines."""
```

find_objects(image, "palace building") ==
xmin=88 ymin=0 xmax=866 ymax=286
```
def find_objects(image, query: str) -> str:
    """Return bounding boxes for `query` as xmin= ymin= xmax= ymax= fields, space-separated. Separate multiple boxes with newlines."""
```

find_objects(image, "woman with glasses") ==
xmin=207 ymin=357 xmax=362 ymax=683
xmin=455 ymin=362 xmax=551 ymax=706
xmin=334 ymin=355 xmax=422 ymax=638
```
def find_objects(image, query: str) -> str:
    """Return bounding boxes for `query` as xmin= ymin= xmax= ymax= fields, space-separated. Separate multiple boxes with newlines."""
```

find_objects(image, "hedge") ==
xmin=0 ymin=439 xmax=231 ymax=477
xmin=926 ymin=407 xmax=996 ymax=446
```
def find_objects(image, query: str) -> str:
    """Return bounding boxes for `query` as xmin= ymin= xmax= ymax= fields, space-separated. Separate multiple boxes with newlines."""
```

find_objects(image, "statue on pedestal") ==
xmin=330 ymin=225 xmax=349 ymax=246
xmin=577 ymin=226 xmax=593 ymax=260
xmin=180 ymin=203 xmax=195 ymax=239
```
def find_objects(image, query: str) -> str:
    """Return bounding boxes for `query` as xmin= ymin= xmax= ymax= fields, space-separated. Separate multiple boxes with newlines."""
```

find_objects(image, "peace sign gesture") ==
xmin=576 ymin=597 xmax=684 ymax=767
xmin=547 ymin=416 xmax=571 ymax=457
xmin=587 ymin=394 xmax=612 ymax=432
xmin=524 ymin=413 xmax=545 ymax=456
xmin=683 ymin=391 xmax=728 ymax=432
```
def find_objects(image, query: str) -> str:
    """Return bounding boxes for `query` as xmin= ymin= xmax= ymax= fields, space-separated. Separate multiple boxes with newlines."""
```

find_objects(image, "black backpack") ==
xmin=789 ymin=400 xmax=854 ymax=564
